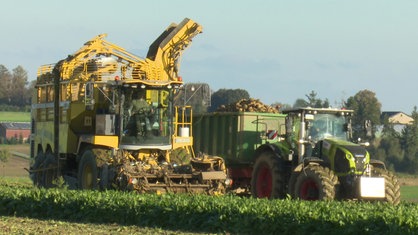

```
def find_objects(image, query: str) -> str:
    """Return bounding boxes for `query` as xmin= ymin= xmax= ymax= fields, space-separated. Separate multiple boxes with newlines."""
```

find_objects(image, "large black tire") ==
xmin=371 ymin=168 xmax=401 ymax=205
xmin=78 ymin=150 xmax=98 ymax=190
xmin=30 ymin=151 xmax=45 ymax=187
xmin=42 ymin=151 xmax=58 ymax=188
xmin=251 ymin=151 xmax=286 ymax=199
xmin=294 ymin=164 xmax=337 ymax=200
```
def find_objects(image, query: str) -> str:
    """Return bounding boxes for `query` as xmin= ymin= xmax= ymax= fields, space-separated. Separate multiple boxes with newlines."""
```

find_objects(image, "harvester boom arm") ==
xmin=37 ymin=18 xmax=202 ymax=84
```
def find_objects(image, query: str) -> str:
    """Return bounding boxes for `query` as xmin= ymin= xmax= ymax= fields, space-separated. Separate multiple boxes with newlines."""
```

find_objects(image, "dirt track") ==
xmin=0 ymin=156 xmax=30 ymax=178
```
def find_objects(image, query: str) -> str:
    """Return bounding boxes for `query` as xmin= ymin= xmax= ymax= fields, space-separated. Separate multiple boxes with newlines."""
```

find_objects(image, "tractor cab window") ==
xmin=308 ymin=114 xmax=347 ymax=141
xmin=121 ymin=87 xmax=172 ymax=147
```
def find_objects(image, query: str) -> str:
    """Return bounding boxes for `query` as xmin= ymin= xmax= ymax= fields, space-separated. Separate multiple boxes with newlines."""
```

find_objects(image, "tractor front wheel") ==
xmin=251 ymin=151 xmax=285 ymax=199
xmin=78 ymin=150 xmax=98 ymax=190
xmin=371 ymin=167 xmax=401 ymax=205
xmin=294 ymin=164 xmax=337 ymax=200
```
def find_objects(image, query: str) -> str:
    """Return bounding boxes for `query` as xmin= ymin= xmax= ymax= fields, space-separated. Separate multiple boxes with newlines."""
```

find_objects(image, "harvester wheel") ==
xmin=251 ymin=151 xmax=286 ymax=199
xmin=30 ymin=151 xmax=45 ymax=187
xmin=294 ymin=164 xmax=337 ymax=200
xmin=42 ymin=151 xmax=58 ymax=188
xmin=78 ymin=150 xmax=98 ymax=189
xmin=371 ymin=168 xmax=401 ymax=205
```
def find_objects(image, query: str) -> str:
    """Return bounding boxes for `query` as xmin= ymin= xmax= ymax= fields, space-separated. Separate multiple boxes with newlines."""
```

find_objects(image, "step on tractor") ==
xmin=28 ymin=18 xmax=228 ymax=194
xmin=193 ymin=108 xmax=401 ymax=204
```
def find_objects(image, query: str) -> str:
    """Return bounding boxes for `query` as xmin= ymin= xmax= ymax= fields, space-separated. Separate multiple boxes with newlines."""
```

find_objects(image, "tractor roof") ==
xmin=282 ymin=107 xmax=354 ymax=116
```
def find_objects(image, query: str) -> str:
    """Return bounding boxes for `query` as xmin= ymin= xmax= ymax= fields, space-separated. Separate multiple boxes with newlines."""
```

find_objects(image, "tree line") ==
xmin=0 ymin=65 xmax=34 ymax=111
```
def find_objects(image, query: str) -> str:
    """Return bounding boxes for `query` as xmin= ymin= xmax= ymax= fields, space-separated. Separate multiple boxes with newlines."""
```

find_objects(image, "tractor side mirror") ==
xmin=343 ymin=123 xmax=348 ymax=131
xmin=364 ymin=120 xmax=372 ymax=137
xmin=343 ymin=122 xmax=352 ymax=132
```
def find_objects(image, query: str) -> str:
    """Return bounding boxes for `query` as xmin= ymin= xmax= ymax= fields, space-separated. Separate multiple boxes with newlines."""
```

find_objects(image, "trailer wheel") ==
xmin=371 ymin=168 xmax=401 ymax=205
xmin=294 ymin=164 xmax=337 ymax=200
xmin=251 ymin=151 xmax=285 ymax=199
xmin=78 ymin=150 xmax=98 ymax=189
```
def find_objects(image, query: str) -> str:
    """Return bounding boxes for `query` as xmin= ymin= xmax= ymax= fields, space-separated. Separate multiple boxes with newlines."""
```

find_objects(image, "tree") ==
xmin=0 ymin=65 xmax=31 ymax=108
xmin=375 ymin=118 xmax=404 ymax=171
xmin=293 ymin=91 xmax=330 ymax=108
xmin=0 ymin=148 xmax=10 ymax=163
xmin=293 ymin=98 xmax=309 ymax=108
xmin=399 ymin=106 xmax=418 ymax=173
xmin=345 ymin=90 xmax=381 ymax=140
xmin=11 ymin=66 xmax=29 ymax=106
xmin=209 ymin=88 xmax=250 ymax=112
xmin=26 ymin=80 xmax=37 ymax=106
xmin=0 ymin=65 xmax=12 ymax=104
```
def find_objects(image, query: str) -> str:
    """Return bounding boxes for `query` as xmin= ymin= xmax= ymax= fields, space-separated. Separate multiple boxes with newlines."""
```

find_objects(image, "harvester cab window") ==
xmin=39 ymin=86 xmax=47 ymax=103
xmin=121 ymin=87 xmax=171 ymax=146
xmin=47 ymin=86 xmax=54 ymax=102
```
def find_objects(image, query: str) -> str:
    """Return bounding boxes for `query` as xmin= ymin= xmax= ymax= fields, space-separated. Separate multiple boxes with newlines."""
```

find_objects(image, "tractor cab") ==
xmin=282 ymin=107 xmax=354 ymax=163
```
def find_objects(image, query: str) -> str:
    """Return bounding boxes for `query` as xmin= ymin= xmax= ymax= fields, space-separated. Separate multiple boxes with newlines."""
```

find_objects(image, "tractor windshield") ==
xmin=308 ymin=113 xmax=347 ymax=141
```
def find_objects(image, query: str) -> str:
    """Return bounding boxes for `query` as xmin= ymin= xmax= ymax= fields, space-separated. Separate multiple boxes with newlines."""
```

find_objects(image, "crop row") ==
xmin=1 ymin=183 xmax=418 ymax=234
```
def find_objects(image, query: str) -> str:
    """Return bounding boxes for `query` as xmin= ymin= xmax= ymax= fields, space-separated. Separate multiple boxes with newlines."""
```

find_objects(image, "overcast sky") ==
xmin=1 ymin=0 xmax=417 ymax=112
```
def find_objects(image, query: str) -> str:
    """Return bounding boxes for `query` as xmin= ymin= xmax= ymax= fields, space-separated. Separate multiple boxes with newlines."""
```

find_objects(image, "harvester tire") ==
xmin=371 ymin=168 xmax=401 ymax=205
xmin=42 ymin=151 xmax=58 ymax=188
xmin=251 ymin=151 xmax=286 ymax=199
xmin=294 ymin=164 xmax=337 ymax=200
xmin=30 ymin=151 xmax=45 ymax=187
xmin=78 ymin=150 xmax=98 ymax=189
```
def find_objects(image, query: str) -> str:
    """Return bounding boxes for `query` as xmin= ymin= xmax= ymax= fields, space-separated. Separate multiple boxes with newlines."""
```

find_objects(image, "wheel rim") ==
xmin=82 ymin=164 xmax=93 ymax=189
xmin=256 ymin=164 xmax=272 ymax=198
xmin=300 ymin=179 xmax=319 ymax=200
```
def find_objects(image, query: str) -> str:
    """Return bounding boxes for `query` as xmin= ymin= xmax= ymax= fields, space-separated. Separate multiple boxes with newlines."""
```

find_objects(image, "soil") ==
xmin=0 ymin=144 xmax=30 ymax=178
xmin=0 ymin=156 xmax=29 ymax=177
xmin=399 ymin=177 xmax=418 ymax=186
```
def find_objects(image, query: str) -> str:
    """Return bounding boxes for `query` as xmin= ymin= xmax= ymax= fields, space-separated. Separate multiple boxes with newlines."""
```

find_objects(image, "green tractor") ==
xmin=251 ymin=107 xmax=401 ymax=204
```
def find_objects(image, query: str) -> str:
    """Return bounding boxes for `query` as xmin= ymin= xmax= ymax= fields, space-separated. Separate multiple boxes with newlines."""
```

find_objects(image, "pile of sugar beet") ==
xmin=216 ymin=98 xmax=279 ymax=113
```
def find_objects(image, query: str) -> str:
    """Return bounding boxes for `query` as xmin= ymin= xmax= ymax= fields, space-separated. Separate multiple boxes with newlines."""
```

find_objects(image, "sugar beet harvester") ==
xmin=29 ymin=18 xmax=228 ymax=194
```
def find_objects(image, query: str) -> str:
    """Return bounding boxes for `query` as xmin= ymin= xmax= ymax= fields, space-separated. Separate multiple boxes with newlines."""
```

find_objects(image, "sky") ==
xmin=1 ymin=0 xmax=417 ymax=113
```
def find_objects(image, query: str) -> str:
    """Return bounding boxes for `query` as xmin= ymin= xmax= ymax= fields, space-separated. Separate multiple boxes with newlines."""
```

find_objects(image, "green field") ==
xmin=400 ymin=185 xmax=418 ymax=202
xmin=0 ymin=111 xmax=30 ymax=122
xmin=1 ymin=177 xmax=418 ymax=234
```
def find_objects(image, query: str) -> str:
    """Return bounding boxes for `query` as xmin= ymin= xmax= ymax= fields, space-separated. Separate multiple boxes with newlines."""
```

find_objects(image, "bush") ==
xmin=0 ymin=148 xmax=10 ymax=163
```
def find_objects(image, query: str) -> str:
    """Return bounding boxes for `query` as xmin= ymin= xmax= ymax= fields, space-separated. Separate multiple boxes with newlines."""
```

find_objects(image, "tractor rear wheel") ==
xmin=294 ymin=164 xmax=337 ymax=200
xmin=371 ymin=167 xmax=401 ymax=205
xmin=78 ymin=150 xmax=98 ymax=189
xmin=251 ymin=151 xmax=285 ymax=199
